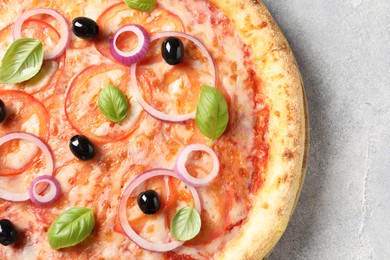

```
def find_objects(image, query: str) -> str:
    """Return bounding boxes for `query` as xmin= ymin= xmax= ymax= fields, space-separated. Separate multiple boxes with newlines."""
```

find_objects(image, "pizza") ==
xmin=0 ymin=0 xmax=306 ymax=259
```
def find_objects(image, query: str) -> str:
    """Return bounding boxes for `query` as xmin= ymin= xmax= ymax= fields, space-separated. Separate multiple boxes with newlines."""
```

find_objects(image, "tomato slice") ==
xmin=95 ymin=2 xmax=184 ymax=63
xmin=14 ymin=16 xmax=61 ymax=55
xmin=29 ymin=0 xmax=108 ymax=49
xmin=114 ymin=175 xmax=170 ymax=234
xmin=0 ymin=90 xmax=49 ymax=177
xmin=94 ymin=3 xmax=211 ymax=118
xmin=30 ymin=161 xmax=107 ymax=227
xmin=113 ymin=171 xmax=196 ymax=245
xmin=0 ymin=21 xmax=65 ymax=100
xmin=185 ymin=186 xmax=233 ymax=246
xmin=24 ymin=9 xmax=90 ymax=49
xmin=65 ymin=63 xmax=144 ymax=143
xmin=133 ymin=39 xmax=213 ymax=119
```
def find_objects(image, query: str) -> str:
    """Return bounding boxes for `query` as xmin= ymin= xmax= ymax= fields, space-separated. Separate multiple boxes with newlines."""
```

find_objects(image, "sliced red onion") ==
xmin=109 ymin=24 xmax=150 ymax=66
xmin=29 ymin=175 xmax=61 ymax=206
xmin=119 ymin=168 xmax=201 ymax=252
xmin=175 ymin=144 xmax=220 ymax=187
xmin=13 ymin=8 xmax=70 ymax=60
xmin=130 ymin=31 xmax=216 ymax=123
xmin=0 ymin=132 xmax=55 ymax=202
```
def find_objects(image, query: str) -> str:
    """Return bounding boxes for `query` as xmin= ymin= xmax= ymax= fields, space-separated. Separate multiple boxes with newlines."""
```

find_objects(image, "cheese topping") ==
xmin=0 ymin=0 xmax=269 ymax=259
xmin=4 ymin=114 xmax=41 ymax=169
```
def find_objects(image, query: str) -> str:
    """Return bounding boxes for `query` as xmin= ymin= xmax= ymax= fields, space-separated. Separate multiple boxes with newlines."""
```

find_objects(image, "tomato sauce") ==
xmin=0 ymin=0 xmax=269 ymax=258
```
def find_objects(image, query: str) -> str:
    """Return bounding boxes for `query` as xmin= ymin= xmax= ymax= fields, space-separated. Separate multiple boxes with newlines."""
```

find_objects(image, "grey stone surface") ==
xmin=261 ymin=1 xmax=390 ymax=259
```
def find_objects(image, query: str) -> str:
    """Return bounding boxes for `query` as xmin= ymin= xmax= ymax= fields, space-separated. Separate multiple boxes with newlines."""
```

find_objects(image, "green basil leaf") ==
xmin=124 ymin=0 xmax=156 ymax=12
xmin=48 ymin=207 xmax=95 ymax=250
xmin=98 ymin=84 xmax=129 ymax=124
xmin=195 ymin=85 xmax=229 ymax=141
xmin=170 ymin=203 xmax=201 ymax=242
xmin=0 ymin=38 xmax=43 ymax=84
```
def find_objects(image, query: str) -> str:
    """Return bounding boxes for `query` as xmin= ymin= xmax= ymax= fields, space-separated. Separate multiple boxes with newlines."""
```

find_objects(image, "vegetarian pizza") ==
xmin=0 ymin=0 xmax=306 ymax=259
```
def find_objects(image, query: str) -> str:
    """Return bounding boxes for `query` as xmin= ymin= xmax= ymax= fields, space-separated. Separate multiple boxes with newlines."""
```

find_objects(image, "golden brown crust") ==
xmin=208 ymin=0 xmax=306 ymax=258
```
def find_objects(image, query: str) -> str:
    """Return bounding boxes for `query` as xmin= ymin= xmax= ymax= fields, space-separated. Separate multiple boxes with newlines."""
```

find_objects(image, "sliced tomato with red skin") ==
xmin=0 ymin=20 xmax=66 ymax=100
xmin=16 ymin=19 xmax=66 ymax=99
xmin=14 ymin=16 xmax=64 ymax=58
xmin=185 ymin=186 xmax=233 ymax=246
xmin=114 ymin=175 xmax=170 ymax=235
xmin=30 ymin=161 xmax=110 ymax=260
xmin=25 ymin=11 xmax=91 ymax=49
xmin=113 ymin=172 xmax=197 ymax=246
xmin=14 ymin=0 xmax=87 ymax=49
xmin=133 ymin=38 xmax=213 ymax=118
xmin=95 ymin=3 xmax=212 ymax=118
xmin=113 ymin=164 xmax=148 ymax=235
xmin=118 ymin=178 xmax=231 ymax=247
xmin=27 ymin=0 xmax=104 ymax=50
xmin=0 ymin=90 xmax=49 ymax=176
xmin=64 ymin=63 xmax=144 ymax=144
xmin=94 ymin=2 xmax=184 ymax=63
xmin=163 ymin=177 xmax=201 ymax=230
xmin=30 ymin=161 xmax=107 ymax=227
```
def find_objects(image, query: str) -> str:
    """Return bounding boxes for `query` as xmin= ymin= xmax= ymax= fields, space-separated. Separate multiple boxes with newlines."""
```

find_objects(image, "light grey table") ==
xmin=262 ymin=1 xmax=390 ymax=259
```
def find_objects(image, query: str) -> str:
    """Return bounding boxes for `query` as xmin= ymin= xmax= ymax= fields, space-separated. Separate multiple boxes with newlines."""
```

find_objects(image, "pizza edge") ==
xmin=209 ymin=0 xmax=306 ymax=258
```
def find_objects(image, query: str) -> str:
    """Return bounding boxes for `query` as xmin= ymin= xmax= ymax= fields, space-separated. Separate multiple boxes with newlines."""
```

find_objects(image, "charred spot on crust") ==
xmin=259 ymin=21 xmax=267 ymax=28
xmin=276 ymin=174 xmax=289 ymax=187
xmin=277 ymin=207 xmax=284 ymax=217
xmin=283 ymin=173 xmax=288 ymax=183
xmin=276 ymin=177 xmax=282 ymax=187
xmin=283 ymin=149 xmax=294 ymax=160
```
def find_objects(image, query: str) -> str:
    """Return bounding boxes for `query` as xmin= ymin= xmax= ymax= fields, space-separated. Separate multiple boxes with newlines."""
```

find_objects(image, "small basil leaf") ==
xmin=48 ymin=207 xmax=95 ymax=250
xmin=170 ymin=203 xmax=201 ymax=242
xmin=98 ymin=84 xmax=129 ymax=124
xmin=124 ymin=0 xmax=156 ymax=12
xmin=0 ymin=38 xmax=43 ymax=84
xmin=195 ymin=85 xmax=229 ymax=141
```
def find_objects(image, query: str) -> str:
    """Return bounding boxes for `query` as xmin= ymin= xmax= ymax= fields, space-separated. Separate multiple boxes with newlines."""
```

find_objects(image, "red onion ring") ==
xmin=119 ymin=168 xmax=201 ymax=252
xmin=0 ymin=132 xmax=54 ymax=202
xmin=130 ymin=31 xmax=216 ymax=123
xmin=13 ymin=8 xmax=70 ymax=60
xmin=175 ymin=144 xmax=220 ymax=186
xmin=29 ymin=175 xmax=61 ymax=206
xmin=109 ymin=24 xmax=150 ymax=66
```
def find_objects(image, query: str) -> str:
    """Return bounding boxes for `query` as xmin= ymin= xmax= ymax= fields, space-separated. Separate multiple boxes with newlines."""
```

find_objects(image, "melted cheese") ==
xmin=4 ymin=114 xmax=40 ymax=169
xmin=0 ymin=0 xmax=265 ymax=259
xmin=168 ymin=78 xmax=184 ymax=96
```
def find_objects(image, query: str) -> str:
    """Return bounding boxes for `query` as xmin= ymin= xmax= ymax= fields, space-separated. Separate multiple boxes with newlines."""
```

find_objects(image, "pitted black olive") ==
xmin=161 ymin=37 xmax=184 ymax=65
xmin=69 ymin=135 xmax=95 ymax=160
xmin=138 ymin=190 xmax=160 ymax=214
xmin=72 ymin=17 xmax=99 ymax=39
xmin=0 ymin=100 xmax=6 ymax=123
xmin=0 ymin=219 xmax=18 ymax=246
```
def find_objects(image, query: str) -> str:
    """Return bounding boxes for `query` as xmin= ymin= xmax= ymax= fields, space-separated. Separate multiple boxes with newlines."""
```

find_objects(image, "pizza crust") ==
xmin=0 ymin=0 xmax=305 ymax=258
xmin=209 ymin=0 xmax=306 ymax=258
